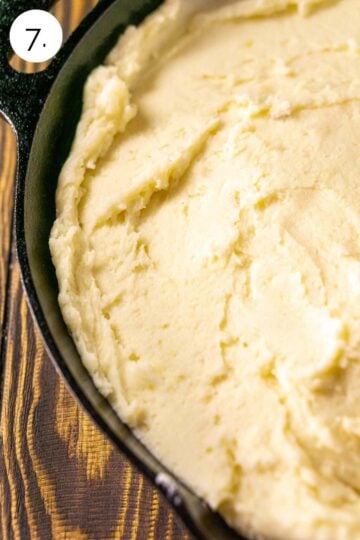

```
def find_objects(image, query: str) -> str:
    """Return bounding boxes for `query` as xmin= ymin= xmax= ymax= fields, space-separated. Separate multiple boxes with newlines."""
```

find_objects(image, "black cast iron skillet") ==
xmin=0 ymin=1 xmax=245 ymax=538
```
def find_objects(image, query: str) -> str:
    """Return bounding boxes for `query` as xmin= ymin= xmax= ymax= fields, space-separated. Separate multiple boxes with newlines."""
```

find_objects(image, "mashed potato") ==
xmin=50 ymin=1 xmax=360 ymax=538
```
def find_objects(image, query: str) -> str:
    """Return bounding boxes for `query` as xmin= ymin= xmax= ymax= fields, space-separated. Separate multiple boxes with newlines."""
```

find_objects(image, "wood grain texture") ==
xmin=0 ymin=2 xmax=193 ymax=538
xmin=0 ymin=123 xmax=15 ymax=343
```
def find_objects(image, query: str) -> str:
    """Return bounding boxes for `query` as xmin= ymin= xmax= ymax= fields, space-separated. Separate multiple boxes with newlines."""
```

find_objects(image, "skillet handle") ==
xmin=0 ymin=1 xmax=56 ymax=132
xmin=0 ymin=0 xmax=114 ymax=166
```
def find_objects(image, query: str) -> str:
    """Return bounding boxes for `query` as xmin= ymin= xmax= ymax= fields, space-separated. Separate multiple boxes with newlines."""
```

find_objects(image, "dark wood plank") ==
xmin=0 ymin=265 xmax=191 ymax=539
xmin=0 ymin=2 xmax=192 ymax=538
xmin=0 ymin=123 xmax=16 ymax=344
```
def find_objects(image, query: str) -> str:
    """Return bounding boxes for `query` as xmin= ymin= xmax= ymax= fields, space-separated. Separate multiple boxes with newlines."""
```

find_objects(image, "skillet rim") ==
xmin=12 ymin=1 xmax=244 ymax=539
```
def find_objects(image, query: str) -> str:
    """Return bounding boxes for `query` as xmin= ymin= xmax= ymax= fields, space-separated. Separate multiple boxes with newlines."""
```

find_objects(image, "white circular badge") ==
xmin=10 ymin=10 xmax=63 ymax=63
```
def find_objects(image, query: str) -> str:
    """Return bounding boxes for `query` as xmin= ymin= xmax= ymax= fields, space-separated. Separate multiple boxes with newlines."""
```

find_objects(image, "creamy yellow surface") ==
xmin=50 ymin=1 xmax=360 ymax=538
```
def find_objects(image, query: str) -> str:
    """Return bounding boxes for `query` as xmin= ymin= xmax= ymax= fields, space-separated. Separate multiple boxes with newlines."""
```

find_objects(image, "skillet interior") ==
xmin=19 ymin=1 xmax=243 ymax=538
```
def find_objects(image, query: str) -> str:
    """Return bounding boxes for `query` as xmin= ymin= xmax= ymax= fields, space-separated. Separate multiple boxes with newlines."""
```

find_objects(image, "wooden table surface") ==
xmin=0 ymin=2 xmax=192 ymax=538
